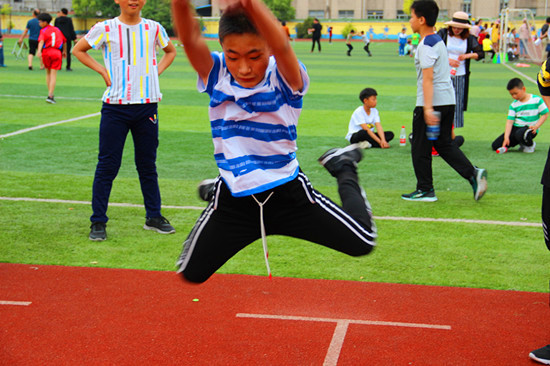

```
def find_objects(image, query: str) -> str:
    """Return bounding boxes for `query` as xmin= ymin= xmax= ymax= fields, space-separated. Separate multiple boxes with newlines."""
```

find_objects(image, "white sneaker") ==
xmin=523 ymin=141 xmax=536 ymax=153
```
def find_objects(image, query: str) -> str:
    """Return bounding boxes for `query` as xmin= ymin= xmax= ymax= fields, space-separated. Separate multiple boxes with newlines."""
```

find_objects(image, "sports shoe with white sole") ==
xmin=144 ymin=216 xmax=175 ymax=234
xmin=89 ymin=222 xmax=107 ymax=241
xmin=530 ymin=344 xmax=550 ymax=365
xmin=198 ymin=178 xmax=216 ymax=202
xmin=470 ymin=167 xmax=488 ymax=201
xmin=401 ymin=189 xmax=438 ymax=202
xmin=318 ymin=142 xmax=369 ymax=176
xmin=523 ymin=141 xmax=536 ymax=153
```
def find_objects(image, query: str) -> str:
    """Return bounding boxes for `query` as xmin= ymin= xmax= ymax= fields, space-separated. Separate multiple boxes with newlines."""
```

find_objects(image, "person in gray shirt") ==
xmin=402 ymin=0 xmax=487 ymax=202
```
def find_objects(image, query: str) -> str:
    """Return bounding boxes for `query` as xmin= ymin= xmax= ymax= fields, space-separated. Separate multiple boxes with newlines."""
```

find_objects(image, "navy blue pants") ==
xmin=91 ymin=103 xmax=161 ymax=223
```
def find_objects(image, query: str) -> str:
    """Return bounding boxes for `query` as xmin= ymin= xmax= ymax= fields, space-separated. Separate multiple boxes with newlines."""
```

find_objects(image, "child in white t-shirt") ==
xmin=346 ymin=87 xmax=393 ymax=148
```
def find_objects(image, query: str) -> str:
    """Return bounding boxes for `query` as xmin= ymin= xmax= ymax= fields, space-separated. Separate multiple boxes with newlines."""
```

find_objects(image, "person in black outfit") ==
xmin=54 ymin=8 xmax=77 ymax=71
xmin=309 ymin=18 xmax=322 ymax=53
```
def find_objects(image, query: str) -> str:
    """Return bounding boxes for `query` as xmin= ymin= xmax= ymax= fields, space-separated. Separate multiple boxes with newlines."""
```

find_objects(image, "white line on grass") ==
xmin=236 ymin=313 xmax=451 ymax=366
xmin=502 ymin=62 xmax=537 ymax=85
xmin=0 ymin=196 xmax=539 ymax=227
xmin=0 ymin=196 xmax=204 ymax=211
xmin=0 ymin=301 xmax=32 ymax=306
xmin=0 ymin=94 xmax=99 ymax=101
xmin=0 ymin=112 xmax=100 ymax=139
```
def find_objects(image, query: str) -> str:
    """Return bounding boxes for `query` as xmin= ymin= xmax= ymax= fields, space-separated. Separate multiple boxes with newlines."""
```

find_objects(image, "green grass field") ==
xmin=1 ymin=38 xmax=548 ymax=292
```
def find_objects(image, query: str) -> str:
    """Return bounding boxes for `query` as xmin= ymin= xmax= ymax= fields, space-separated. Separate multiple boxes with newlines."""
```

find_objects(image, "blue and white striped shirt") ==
xmin=198 ymin=52 xmax=310 ymax=197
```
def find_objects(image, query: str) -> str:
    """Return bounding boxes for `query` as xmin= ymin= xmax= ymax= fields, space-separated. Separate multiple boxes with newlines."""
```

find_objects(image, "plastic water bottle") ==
xmin=496 ymin=147 xmax=508 ymax=154
xmin=399 ymin=126 xmax=406 ymax=146
xmin=426 ymin=111 xmax=441 ymax=141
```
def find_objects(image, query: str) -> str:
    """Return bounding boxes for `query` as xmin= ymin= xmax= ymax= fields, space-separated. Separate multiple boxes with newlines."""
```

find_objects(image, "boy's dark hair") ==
xmin=507 ymin=78 xmax=524 ymax=90
xmin=546 ymin=17 xmax=550 ymax=23
xmin=359 ymin=88 xmax=377 ymax=102
xmin=38 ymin=12 xmax=52 ymax=24
xmin=61 ymin=8 xmax=68 ymax=15
xmin=410 ymin=0 xmax=439 ymax=27
xmin=218 ymin=10 xmax=258 ymax=43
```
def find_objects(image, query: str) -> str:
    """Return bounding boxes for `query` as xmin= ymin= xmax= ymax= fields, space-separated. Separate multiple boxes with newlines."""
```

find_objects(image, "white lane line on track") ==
xmin=0 ymin=301 xmax=32 ymax=306
xmin=236 ymin=313 xmax=451 ymax=366
xmin=0 ymin=196 xmax=540 ymax=227
xmin=0 ymin=112 xmax=100 ymax=139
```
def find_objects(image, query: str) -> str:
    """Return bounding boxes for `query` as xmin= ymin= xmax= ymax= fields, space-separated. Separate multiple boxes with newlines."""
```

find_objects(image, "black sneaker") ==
xmin=318 ymin=142 xmax=370 ymax=176
xmin=46 ymin=96 xmax=56 ymax=104
xmin=198 ymin=179 xmax=216 ymax=202
xmin=529 ymin=344 xmax=550 ymax=365
xmin=144 ymin=216 xmax=175 ymax=234
xmin=401 ymin=189 xmax=437 ymax=202
xmin=470 ymin=167 xmax=487 ymax=201
xmin=89 ymin=222 xmax=107 ymax=241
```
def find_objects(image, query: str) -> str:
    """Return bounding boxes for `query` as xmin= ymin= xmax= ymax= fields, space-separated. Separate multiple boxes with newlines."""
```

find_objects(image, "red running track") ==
xmin=0 ymin=263 xmax=548 ymax=365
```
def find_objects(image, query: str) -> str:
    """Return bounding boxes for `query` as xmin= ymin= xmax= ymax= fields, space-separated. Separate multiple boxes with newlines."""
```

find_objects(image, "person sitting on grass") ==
xmin=346 ymin=87 xmax=393 ymax=148
xmin=491 ymin=77 xmax=548 ymax=153
xmin=36 ymin=12 xmax=66 ymax=104
xmin=172 ymin=0 xmax=377 ymax=284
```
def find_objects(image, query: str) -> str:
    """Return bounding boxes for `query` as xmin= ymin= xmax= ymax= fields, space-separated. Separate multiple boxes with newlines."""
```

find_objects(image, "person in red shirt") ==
xmin=36 ymin=12 xmax=66 ymax=104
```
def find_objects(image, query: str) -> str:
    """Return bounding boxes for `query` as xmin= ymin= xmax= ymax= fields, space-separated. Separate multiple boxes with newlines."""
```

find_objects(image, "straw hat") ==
xmin=445 ymin=11 xmax=472 ymax=29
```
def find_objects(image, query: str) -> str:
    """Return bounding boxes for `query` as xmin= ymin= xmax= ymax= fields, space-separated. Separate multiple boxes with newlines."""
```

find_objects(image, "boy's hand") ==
xmin=220 ymin=0 xmax=250 ymax=11
xmin=529 ymin=125 xmax=538 ymax=133
xmin=424 ymin=108 xmax=439 ymax=125
xmin=100 ymin=69 xmax=112 ymax=87
xmin=380 ymin=141 xmax=390 ymax=149
xmin=502 ymin=137 xmax=510 ymax=148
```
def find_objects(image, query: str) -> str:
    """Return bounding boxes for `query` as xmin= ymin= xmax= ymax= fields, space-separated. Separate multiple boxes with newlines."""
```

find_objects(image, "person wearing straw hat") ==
xmin=437 ymin=11 xmax=484 ymax=143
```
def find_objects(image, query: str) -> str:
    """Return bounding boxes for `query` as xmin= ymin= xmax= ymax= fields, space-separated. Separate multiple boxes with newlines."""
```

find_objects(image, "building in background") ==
xmin=1 ymin=0 xmax=549 ymax=19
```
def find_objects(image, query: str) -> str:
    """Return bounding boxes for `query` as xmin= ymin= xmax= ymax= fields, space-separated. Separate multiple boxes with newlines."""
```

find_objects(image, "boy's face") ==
xmin=409 ymin=10 xmax=423 ymax=33
xmin=222 ymin=33 xmax=270 ymax=89
xmin=509 ymin=86 xmax=527 ymax=101
xmin=363 ymin=95 xmax=377 ymax=109
xmin=115 ymin=0 xmax=146 ymax=16
xmin=38 ymin=20 xmax=48 ymax=28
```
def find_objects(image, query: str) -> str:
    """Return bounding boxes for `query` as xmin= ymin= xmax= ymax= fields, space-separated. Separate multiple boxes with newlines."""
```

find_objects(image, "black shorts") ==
xmin=28 ymin=39 xmax=38 ymax=55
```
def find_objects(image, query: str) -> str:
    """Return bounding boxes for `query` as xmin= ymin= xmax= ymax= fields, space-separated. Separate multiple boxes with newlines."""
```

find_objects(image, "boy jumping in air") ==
xmin=172 ymin=0 xmax=377 ymax=283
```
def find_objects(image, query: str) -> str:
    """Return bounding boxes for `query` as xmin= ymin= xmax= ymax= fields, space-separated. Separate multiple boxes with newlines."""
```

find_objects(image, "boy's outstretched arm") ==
xmin=172 ymin=0 xmax=213 ymax=84
xmin=72 ymin=39 xmax=111 ymax=86
xmin=224 ymin=0 xmax=303 ymax=92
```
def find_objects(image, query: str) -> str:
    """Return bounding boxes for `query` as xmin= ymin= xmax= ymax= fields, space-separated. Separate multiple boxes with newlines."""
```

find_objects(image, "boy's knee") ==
xmin=179 ymin=270 xmax=210 ymax=284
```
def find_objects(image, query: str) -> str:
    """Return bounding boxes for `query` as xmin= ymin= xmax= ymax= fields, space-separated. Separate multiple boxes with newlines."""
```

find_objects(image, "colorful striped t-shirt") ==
xmin=507 ymin=94 xmax=549 ymax=127
xmin=84 ymin=17 xmax=171 ymax=104
xmin=199 ymin=52 xmax=310 ymax=197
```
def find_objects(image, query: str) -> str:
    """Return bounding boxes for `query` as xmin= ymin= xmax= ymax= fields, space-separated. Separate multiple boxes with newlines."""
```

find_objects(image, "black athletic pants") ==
xmin=491 ymin=125 xmax=536 ymax=150
xmin=411 ymin=105 xmax=476 ymax=191
xmin=178 ymin=170 xmax=376 ymax=283
xmin=350 ymin=130 xmax=394 ymax=147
